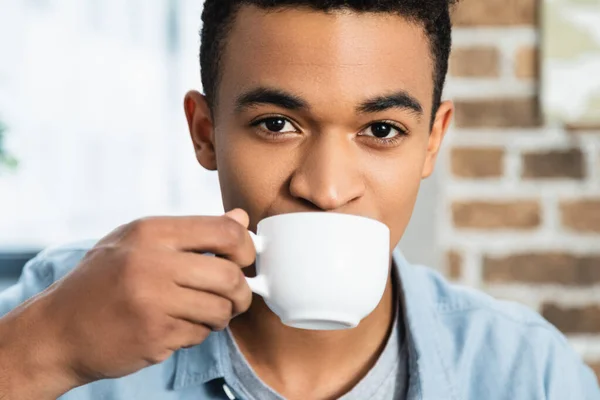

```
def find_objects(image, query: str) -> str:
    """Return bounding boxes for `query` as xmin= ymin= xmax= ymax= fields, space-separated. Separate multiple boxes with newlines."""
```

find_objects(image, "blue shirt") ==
xmin=1 ymin=240 xmax=598 ymax=399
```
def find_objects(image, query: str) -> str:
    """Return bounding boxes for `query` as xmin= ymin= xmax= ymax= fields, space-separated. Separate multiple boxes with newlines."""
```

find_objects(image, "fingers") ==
xmin=165 ymin=317 xmax=211 ymax=350
xmin=170 ymin=253 xmax=252 ymax=316
xmin=123 ymin=211 xmax=256 ymax=267
xmin=224 ymin=208 xmax=249 ymax=228
xmin=166 ymin=289 xmax=236 ymax=331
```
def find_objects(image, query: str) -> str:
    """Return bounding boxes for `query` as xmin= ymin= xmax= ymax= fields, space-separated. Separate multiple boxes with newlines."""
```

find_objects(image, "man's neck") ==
xmin=229 ymin=266 xmax=397 ymax=400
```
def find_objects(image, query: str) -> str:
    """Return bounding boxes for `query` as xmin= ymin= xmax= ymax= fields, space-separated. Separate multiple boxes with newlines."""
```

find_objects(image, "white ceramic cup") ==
xmin=244 ymin=212 xmax=390 ymax=330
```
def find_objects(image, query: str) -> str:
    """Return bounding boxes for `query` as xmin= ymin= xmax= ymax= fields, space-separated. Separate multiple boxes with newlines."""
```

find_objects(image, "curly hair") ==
xmin=200 ymin=0 xmax=458 ymax=119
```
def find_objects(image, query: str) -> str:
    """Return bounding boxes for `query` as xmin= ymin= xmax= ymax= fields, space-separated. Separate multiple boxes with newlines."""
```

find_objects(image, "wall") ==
xmin=399 ymin=171 xmax=441 ymax=270
xmin=443 ymin=0 xmax=600 ymax=378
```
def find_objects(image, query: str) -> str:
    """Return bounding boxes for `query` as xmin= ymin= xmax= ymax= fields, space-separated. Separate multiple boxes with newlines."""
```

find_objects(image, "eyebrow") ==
xmin=357 ymin=91 xmax=424 ymax=118
xmin=234 ymin=86 xmax=423 ymax=119
xmin=235 ymin=87 xmax=309 ymax=113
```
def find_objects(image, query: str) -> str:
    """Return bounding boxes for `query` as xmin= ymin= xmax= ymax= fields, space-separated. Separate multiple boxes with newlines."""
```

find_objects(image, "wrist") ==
xmin=0 ymin=291 xmax=80 ymax=399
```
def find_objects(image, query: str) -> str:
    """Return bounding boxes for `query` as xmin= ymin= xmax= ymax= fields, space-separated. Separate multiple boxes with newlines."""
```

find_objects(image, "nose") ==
xmin=289 ymin=133 xmax=365 ymax=211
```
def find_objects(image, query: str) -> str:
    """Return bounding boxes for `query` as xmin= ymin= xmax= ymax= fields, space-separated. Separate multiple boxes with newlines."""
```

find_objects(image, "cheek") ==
xmin=215 ymin=131 xmax=293 ymax=223
xmin=370 ymin=140 xmax=428 ymax=249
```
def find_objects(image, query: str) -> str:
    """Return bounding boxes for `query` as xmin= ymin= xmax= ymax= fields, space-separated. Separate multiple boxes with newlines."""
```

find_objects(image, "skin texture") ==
xmin=184 ymin=6 xmax=453 ymax=399
xmin=0 ymin=5 xmax=453 ymax=400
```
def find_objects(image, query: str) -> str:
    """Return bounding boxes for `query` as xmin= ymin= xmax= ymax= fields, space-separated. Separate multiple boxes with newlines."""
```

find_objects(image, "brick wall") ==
xmin=442 ymin=0 xmax=600 ymax=378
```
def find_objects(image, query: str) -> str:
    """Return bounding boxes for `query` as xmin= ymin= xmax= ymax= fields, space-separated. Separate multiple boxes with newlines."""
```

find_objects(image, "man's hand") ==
xmin=0 ymin=209 xmax=256 ymax=399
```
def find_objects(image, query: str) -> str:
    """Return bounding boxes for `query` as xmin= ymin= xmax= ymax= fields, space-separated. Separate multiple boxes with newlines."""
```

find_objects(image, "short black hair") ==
xmin=200 ymin=0 xmax=457 ymax=120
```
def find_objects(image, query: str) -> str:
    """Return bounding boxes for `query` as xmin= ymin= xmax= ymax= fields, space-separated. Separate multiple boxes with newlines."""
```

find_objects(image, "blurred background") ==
xmin=0 ymin=0 xmax=599 ymax=379
xmin=0 ymin=0 xmax=222 ymax=285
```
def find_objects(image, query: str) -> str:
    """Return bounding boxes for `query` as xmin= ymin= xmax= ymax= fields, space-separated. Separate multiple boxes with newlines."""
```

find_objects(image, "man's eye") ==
xmin=361 ymin=122 xmax=405 ymax=139
xmin=256 ymin=117 xmax=297 ymax=133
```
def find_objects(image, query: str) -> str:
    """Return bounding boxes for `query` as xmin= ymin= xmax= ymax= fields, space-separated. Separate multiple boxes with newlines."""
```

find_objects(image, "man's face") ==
xmin=186 ymin=6 xmax=453 ymax=251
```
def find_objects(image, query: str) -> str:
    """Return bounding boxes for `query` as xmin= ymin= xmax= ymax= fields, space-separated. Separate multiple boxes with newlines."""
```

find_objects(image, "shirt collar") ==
xmin=173 ymin=250 xmax=458 ymax=399
xmin=172 ymin=330 xmax=225 ymax=390
xmin=394 ymin=249 xmax=458 ymax=400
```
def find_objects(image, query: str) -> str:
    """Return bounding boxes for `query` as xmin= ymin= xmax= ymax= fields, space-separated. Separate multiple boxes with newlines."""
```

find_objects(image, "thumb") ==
xmin=224 ymin=208 xmax=250 ymax=228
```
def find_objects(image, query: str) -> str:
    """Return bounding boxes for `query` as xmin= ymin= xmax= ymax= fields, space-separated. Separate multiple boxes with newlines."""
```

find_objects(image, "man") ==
xmin=0 ymin=1 xmax=598 ymax=399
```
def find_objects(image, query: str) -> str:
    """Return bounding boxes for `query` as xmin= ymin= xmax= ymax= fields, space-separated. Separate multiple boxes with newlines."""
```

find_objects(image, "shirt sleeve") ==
xmin=0 ymin=243 xmax=92 ymax=318
xmin=580 ymin=363 xmax=600 ymax=400
xmin=545 ymin=331 xmax=600 ymax=400
xmin=0 ymin=253 xmax=55 ymax=317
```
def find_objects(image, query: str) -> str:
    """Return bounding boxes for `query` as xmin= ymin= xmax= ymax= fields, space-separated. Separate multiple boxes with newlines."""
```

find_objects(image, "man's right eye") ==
xmin=252 ymin=117 xmax=298 ymax=133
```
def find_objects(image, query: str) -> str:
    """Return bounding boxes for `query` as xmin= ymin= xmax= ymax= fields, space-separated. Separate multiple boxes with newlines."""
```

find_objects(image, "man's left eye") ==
xmin=257 ymin=117 xmax=297 ymax=133
xmin=361 ymin=122 xmax=405 ymax=139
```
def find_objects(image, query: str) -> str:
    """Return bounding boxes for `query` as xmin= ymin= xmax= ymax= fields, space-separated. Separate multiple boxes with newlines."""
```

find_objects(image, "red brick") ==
xmin=522 ymin=149 xmax=585 ymax=179
xmin=450 ymin=47 xmax=500 ymax=78
xmin=561 ymin=200 xmax=600 ymax=233
xmin=452 ymin=0 xmax=538 ymax=26
xmin=454 ymin=98 xmax=541 ymax=128
xmin=542 ymin=304 xmax=600 ymax=334
xmin=565 ymin=124 xmax=600 ymax=133
xmin=447 ymin=251 xmax=463 ymax=280
xmin=451 ymin=147 xmax=504 ymax=178
xmin=483 ymin=253 xmax=600 ymax=285
xmin=515 ymin=46 xmax=538 ymax=79
xmin=452 ymin=201 xmax=541 ymax=230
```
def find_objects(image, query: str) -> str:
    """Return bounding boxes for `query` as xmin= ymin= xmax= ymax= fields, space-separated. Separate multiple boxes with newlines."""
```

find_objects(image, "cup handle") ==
xmin=246 ymin=231 xmax=269 ymax=299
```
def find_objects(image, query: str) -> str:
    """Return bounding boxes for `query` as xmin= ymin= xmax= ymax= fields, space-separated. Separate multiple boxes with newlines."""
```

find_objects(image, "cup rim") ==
xmin=257 ymin=211 xmax=389 ymax=232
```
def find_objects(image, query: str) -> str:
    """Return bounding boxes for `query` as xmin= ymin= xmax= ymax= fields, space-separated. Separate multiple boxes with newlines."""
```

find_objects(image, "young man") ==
xmin=0 ymin=1 xmax=598 ymax=399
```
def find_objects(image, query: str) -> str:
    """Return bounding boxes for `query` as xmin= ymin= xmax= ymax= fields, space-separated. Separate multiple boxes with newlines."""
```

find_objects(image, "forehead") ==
xmin=217 ymin=5 xmax=434 ymax=115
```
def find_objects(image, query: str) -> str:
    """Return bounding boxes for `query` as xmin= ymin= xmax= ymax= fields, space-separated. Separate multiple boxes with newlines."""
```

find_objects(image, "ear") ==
xmin=422 ymin=100 xmax=454 ymax=179
xmin=184 ymin=90 xmax=217 ymax=171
